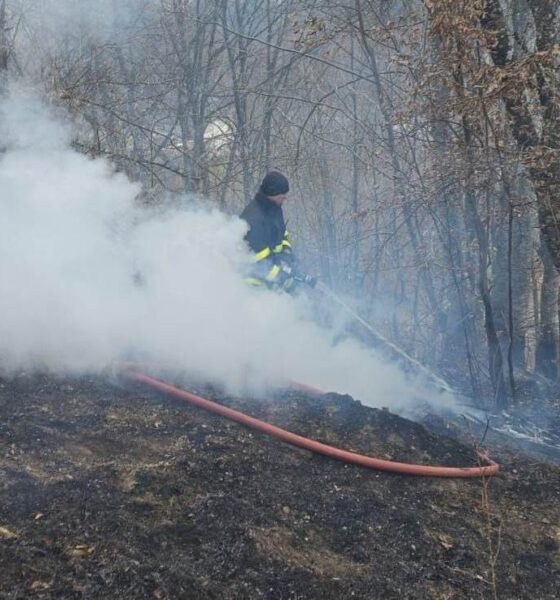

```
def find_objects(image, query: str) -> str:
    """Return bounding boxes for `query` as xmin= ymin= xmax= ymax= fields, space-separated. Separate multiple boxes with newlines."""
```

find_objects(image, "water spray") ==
xmin=314 ymin=281 xmax=456 ymax=395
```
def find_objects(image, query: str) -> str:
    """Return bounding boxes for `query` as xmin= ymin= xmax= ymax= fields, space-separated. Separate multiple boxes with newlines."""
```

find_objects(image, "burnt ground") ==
xmin=1 ymin=372 xmax=559 ymax=599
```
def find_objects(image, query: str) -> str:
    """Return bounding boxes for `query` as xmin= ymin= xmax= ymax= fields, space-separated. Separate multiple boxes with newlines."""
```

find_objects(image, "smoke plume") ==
xmin=0 ymin=87 xmax=454 ymax=412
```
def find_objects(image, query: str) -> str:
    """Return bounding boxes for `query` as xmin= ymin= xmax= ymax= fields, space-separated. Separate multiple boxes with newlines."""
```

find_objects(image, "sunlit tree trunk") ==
xmin=536 ymin=239 xmax=560 ymax=378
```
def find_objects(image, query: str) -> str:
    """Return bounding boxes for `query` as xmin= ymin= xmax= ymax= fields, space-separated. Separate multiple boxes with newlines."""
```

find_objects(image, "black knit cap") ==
xmin=260 ymin=171 xmax=289 ymax=196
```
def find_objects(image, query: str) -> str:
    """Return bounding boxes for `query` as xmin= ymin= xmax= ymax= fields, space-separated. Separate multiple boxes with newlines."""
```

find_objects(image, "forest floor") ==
xmin=1 ymin=372 xmax=559 ymax=599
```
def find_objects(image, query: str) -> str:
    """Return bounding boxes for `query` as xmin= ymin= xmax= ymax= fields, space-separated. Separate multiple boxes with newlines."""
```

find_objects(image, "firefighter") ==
xmin=240 ymin=171 xmax=315 ymax=292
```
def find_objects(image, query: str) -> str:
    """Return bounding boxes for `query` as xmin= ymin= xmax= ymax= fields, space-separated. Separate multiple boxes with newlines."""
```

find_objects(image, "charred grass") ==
xmin=1 ymin=374 xmax=559 ymax=599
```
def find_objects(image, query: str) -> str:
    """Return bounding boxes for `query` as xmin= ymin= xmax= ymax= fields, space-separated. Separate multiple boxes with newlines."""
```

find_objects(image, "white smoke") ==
xmin=0 ymin=87 xmax=454 ymax=412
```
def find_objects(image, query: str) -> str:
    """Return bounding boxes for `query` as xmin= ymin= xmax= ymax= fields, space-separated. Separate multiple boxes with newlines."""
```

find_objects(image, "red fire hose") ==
xmin=125 ymin=370 xmax=499 ymax=478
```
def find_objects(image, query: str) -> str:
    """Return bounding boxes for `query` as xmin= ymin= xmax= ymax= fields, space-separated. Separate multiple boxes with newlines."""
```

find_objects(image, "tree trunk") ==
xmin=0 ymin=0 xmax=7 ymax=74
xmin=464 ymin=184 xmax=508 ymax=408
xmin=481 ymin=0 xmax=560 ymax=271
xmin=536 ymin=238 xmax=560 ymax=378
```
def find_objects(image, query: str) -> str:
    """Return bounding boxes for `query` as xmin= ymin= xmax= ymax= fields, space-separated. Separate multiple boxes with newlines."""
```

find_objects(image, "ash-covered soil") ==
xmin=1 ymin=373 xmax=559 ymax=599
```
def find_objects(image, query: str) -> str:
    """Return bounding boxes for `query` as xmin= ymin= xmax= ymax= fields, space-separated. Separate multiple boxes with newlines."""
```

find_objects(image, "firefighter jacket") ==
xmin=240 ymin=191 xmax=295 ymax=288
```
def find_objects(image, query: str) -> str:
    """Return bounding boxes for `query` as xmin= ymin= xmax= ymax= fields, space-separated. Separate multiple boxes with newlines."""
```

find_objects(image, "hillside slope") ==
xmin=1 ymin=374 xmax=559 ymax=599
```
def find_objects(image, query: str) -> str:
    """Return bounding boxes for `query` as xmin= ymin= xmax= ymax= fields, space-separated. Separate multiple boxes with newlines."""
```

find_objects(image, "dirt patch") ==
xmin=1 ymin=373 xmax=559 ymax=599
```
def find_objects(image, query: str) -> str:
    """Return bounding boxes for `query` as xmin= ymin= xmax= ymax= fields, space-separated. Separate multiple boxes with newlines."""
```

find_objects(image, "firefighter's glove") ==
xmin=276 ymin=263 xmax=296 ymax=292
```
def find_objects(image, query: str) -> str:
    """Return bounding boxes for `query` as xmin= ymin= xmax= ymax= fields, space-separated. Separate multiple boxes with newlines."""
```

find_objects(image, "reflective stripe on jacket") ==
xmin=240 ymin=191 xmax=294 ymax=286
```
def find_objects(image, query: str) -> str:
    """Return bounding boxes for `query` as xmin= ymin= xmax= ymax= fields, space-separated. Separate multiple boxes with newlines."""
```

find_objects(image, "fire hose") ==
xmin=124 ymin=369 xmax=499 ymax=478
